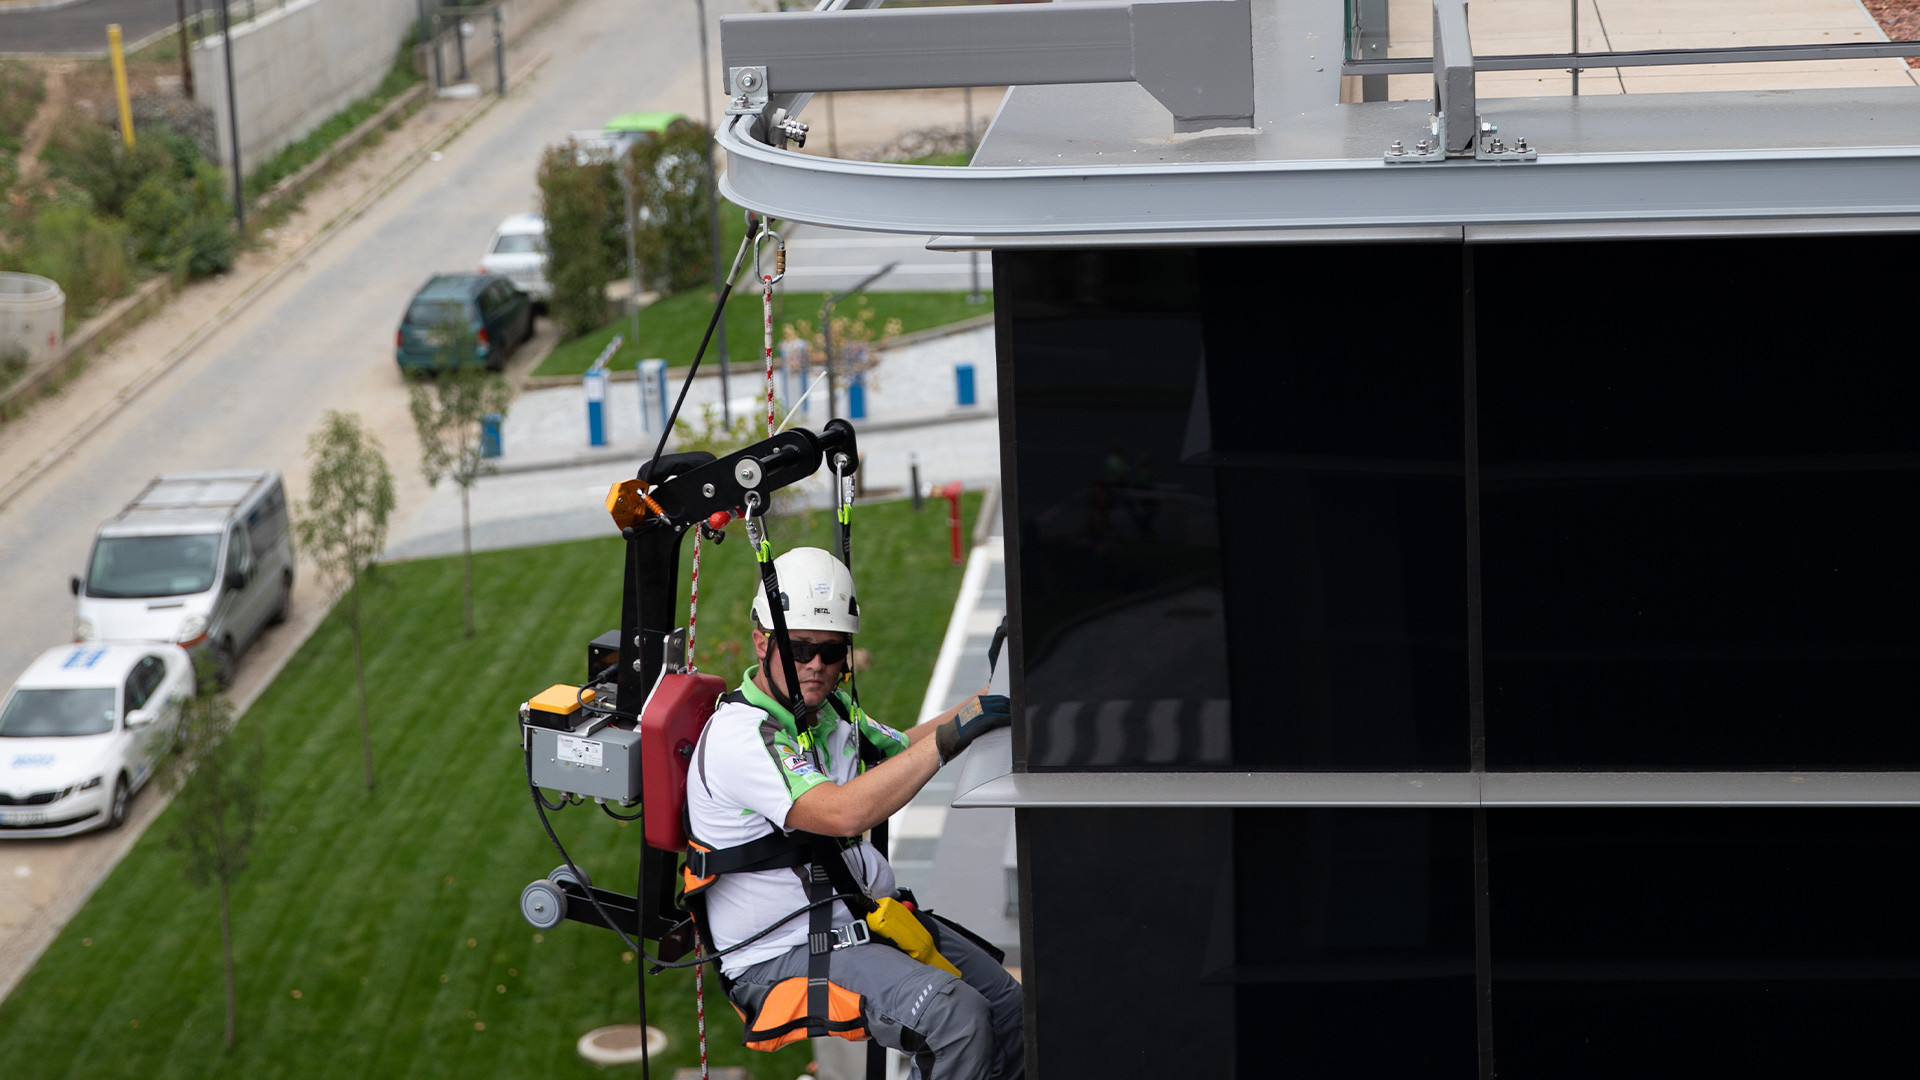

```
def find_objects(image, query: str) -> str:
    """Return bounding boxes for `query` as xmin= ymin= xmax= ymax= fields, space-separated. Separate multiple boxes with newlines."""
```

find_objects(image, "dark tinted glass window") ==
xmin=405 ymin=298 xmax=470 ymax=327
xmin=1476 ymin=237 xmax=1920 ymax=769
xmin=1004 ymin=249 xmax=1235 ymax=771
xmin=1234 ymin=809 xmax=1478 ymax=1075
xmin=1200 ymin=246 xmax=1469 ymax=770
xmin=124 ymin=656 xmax=165 ymax=711
xmin=1488 ymin=808 xmax=1920 ymax=1075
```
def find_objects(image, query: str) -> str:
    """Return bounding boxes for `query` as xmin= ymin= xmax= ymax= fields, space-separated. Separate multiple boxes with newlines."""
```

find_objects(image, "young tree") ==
xmin=153 ymin=681 xmax=263 ymax=1051
xmin=409 ymin=364 xmax=511 ymax=637
xmin=293 ymin=410 xmax=394 ymax=790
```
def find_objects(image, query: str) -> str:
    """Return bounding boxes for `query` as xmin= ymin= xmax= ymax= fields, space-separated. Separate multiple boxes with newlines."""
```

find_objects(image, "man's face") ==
xmin=758 ymin=627 xmax=850 ymax=709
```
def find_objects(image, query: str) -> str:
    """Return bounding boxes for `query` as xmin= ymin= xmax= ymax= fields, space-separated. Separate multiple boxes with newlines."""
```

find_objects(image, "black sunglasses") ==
xmin=780 ymin=639 xmax=849 ymax=666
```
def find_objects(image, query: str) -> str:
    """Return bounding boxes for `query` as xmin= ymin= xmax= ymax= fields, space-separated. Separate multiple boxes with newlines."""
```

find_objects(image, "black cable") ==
xmin=572 ymin=663 xmax=639 ymax=723
xmin=642 ymin=224 xmax=759 ymax=489
xmin=527 ymin=751 xmax=862 ymax=969
xmin=601 ymin=802 xmax=644 ymax=822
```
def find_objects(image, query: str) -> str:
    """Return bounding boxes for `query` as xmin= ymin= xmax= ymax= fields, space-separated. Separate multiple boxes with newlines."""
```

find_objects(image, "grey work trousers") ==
xmin=732 ymin=915 xmax=1024 ymax=1080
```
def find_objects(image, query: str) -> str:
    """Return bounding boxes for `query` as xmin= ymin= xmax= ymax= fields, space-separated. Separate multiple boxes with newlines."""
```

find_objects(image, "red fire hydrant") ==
xmin=936 ymin=482 xmax=964 ymax=566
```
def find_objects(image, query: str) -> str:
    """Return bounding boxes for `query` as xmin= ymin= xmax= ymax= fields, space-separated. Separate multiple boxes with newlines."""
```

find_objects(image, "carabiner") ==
xmin=753 ymin=227 xmax=786 ymax=285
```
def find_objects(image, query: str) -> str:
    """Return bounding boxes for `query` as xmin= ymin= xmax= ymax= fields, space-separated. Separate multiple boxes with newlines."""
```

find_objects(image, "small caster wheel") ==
xmin=550 ymin=863 xmax=591 ymax=892
xmin=521 ymin=879 xmax=566 ymax=929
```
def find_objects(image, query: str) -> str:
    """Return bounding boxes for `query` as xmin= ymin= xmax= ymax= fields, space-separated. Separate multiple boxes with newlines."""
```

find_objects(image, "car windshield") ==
xmin=0 ymin=688 xmax=116 ymax=737
xmin=406 ymin=298 xmax=472 ymax=327
xmin=491 ymin=232 xmax=545 ymax=254
xmin=87 ymin=534 xmax=220 ymax=598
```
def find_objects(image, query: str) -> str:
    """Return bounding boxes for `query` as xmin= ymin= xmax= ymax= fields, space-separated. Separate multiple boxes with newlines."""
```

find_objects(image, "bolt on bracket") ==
xmin=726 ymin=66 xmax=770 ymax=115
xmin=1384 ymin=114 xmax=1447 ymax=164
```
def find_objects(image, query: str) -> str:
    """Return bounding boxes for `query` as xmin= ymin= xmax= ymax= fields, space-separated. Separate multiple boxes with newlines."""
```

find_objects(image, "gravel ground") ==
xmin=1862 ymin=0 xmax=1920 ymax=65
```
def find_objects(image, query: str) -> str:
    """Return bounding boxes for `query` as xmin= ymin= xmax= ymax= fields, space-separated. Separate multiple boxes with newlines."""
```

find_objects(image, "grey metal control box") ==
xmin=527 ymin=719 xmax=642 ymax=803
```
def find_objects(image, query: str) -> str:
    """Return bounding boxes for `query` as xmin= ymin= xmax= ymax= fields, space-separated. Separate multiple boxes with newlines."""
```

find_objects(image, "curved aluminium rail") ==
xmin=717 ymin=114 xmax=1920 ymax=239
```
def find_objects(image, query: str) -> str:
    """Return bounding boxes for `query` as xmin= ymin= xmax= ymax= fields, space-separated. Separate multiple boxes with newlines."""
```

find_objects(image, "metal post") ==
xmin=174 ymin=0 xmax=196 ymax=98
xmin=1358 ymin=0 xmax=1389 ymax=101
xmin=619 ymin=167 xmax=641 ymax=367
xmin=964 ymin=88 xmax=982 ymax=303
xmin=108 ymin=25 xmax=136 ymax=148
xmin=694 ymin=0 xmax=733 ymax=425
xmin=493 ymin=6 xmax=506 ymax=94
xmin=1570 ymin=0 xmax=1581 ymax=96
xmin=217 ymin=0 xmax=244 ymax=233
xmin=455 ymin=13 xmax=469 ymax=82
xmin=429 ymin=12 xmax=443 ymax=89
xmin=910 ymin=453 xmax=922 ymax=510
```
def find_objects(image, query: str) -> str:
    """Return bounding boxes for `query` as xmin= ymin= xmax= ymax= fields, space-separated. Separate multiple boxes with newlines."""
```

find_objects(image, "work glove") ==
xmin=935 ymin=694 xmax=1011 ymax=764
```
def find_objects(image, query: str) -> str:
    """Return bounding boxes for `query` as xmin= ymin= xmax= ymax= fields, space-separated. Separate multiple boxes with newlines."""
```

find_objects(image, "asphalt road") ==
xmin=0 ymin=0 xmax=180 ymax=55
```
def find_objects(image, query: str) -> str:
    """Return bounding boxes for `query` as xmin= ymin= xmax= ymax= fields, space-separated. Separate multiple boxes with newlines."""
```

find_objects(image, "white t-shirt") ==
xmin=685 ymin=671 xmax=910 ymax=976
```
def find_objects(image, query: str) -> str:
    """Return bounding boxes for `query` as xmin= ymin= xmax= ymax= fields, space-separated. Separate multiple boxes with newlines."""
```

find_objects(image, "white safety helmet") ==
xmin=750 ymin=547 xmax=860 ymax=635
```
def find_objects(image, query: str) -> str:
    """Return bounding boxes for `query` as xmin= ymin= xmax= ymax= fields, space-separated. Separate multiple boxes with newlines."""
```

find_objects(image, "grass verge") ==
xmin=536 ymin=290 xmax=992 ymax=379
xmin=0 ymin=493 xmax=979 ymax=1078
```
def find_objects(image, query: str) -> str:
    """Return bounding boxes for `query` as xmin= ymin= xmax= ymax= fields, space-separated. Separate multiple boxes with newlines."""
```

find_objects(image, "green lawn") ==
xmin=536 ymin=290 xmax=993 ymax=378
xmin=0 ymin=492 xmax=981 ymax=1078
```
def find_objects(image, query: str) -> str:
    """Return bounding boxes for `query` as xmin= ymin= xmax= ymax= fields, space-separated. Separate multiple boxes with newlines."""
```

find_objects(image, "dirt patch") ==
xmin=12 ymin=61 xmax=68 ymax=191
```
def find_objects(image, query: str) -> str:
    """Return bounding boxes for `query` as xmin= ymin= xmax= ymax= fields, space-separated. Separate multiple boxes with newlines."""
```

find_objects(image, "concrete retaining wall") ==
xmin=191 ymin=0 xmax=418 ymax=173
xmin=190 ymin=0 xmax=567 ymax=178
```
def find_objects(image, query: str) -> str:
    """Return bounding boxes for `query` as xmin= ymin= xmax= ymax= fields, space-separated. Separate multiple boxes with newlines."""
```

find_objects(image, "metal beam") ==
xmin=949 ymin=771 xmax=1920 ymax=809
xmin=1349 ymin=38 xmax=1920 ymax=77
xmin=717 ymin=115 xmax=1920 ymax=237
xmin=719 ymin=0 xmax=1253 ymax=134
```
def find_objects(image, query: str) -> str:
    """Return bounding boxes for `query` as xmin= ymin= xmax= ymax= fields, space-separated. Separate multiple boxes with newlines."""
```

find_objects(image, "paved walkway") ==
xmin=383 ymin=321 xmax=1001 ymax=560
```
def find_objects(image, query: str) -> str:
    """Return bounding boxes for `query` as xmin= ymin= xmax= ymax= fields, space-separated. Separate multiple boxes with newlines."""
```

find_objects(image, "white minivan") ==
xmin=71 ymin=471 xmax=295 ymax=687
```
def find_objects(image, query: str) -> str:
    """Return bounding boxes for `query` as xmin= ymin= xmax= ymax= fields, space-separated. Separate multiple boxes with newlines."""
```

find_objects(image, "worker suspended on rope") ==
xmin=683 ymin=546 xmax=1023 ymax=1080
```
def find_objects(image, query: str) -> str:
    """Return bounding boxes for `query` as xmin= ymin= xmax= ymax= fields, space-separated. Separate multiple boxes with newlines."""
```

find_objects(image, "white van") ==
xmin=71 ymin=471 xmax=295 ymax=687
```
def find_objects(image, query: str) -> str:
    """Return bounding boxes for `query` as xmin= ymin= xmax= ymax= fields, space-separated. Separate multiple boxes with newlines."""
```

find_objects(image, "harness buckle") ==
xmin=810 ymin=920 xmax=870 ymax=955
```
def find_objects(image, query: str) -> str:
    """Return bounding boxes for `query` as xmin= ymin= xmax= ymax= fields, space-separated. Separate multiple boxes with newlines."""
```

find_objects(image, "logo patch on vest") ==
xmin=781 ymin=752 xmax=820 ymax=778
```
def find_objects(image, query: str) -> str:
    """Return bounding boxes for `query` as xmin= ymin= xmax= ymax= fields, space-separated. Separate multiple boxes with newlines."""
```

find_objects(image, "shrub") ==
xmin=49 ymin=120 xmax=232 ymax=278
xmin=537 ymin=141 xmax=622 ymax=339
xmin=22 ymin=202 xmax=129 ymax=323
xmin=626 ymin=119 xmax=715 ymax=294
xmin=43 ymin=119 xmax=180 ymax=218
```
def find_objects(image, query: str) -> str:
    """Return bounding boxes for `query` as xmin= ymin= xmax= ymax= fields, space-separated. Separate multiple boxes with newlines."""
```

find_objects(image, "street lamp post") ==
xmin=693 ymin=0 xmax=732 ymax=424
xmin=217 ymin=0 xmax=243 ymax=233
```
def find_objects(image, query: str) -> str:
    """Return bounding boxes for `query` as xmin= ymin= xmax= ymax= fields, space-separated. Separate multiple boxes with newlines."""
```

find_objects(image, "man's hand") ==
xmin=934 ymin=694 xmax=1011 ymax=764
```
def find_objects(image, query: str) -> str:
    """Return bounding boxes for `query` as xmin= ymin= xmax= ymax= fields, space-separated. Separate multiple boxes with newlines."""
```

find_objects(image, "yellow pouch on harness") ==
xmin=864 ymin=897 xmax=962 ymax=978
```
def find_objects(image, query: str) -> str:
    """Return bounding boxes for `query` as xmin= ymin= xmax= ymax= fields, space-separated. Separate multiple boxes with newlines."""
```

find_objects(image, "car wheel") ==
xmin=210 ymin=639 xmax=237 ymax=691
xmin=268 ymin=570 xmax=293 ymax=626
xmin=106 ymin=775 xmax=130 ymax=830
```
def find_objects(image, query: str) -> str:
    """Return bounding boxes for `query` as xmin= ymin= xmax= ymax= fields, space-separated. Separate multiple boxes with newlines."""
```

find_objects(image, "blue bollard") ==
xmin=848 ymin=373 xmax=866 ymax=420
xmin=480 ymin=412 xmax=502 ymax=458
xmin=638 ymin=358 xmax=667 ymax=433
xmin=955 ymin=363 xmax=976 ymax=407
xmin=584 ymin=368 xmax=608 ymax=447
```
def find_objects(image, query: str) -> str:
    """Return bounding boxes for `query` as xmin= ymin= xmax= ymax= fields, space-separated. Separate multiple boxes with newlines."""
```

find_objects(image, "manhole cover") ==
xmin=576 ymin=1024 xmax=668 ymax=1065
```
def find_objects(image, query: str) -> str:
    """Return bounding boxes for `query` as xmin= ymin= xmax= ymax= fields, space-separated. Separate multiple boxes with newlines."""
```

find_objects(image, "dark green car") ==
xmin=395 ymin=273 xmax=534 ymax=374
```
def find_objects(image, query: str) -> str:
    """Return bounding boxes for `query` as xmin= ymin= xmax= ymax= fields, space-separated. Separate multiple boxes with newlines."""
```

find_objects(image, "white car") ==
xmin=479 ymin=212 xmax=551 ymax=304
xmin=0 ymin=643 xmax=193 ymax=838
